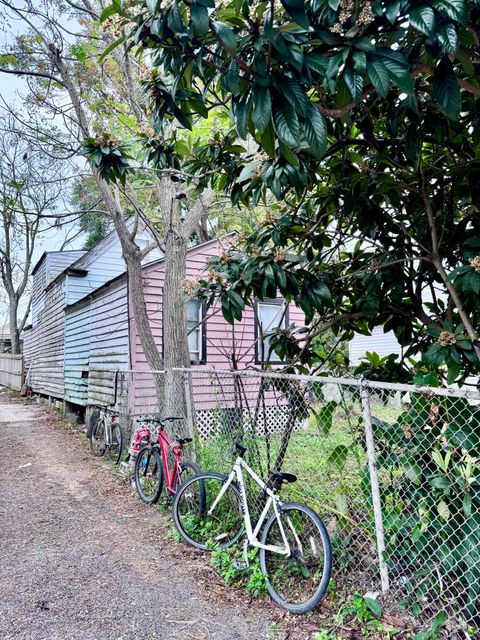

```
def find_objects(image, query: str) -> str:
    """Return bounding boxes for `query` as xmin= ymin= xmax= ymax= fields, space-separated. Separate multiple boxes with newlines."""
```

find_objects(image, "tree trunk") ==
xmin=9 ymin=298 xmax=21 ymax=354
xmin=122 ymin=244 xmax=165 ymax=405
xmin=162 ymin=229 xmax=191 ymax=421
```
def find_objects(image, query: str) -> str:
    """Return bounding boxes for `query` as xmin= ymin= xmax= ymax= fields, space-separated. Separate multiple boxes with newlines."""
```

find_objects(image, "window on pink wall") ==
xmin=186 ymin=299 xmax=206 ymax=364
xmin=255 ymin=299 xmax=289 ymax=365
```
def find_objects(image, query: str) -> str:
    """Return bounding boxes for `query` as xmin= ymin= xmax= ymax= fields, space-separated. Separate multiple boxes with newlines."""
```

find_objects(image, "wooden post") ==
xmin=360 ymin=377 xmax=390 ymax=594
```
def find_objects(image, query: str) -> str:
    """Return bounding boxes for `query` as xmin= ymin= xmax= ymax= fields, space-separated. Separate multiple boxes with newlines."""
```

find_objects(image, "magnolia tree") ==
xmin=92 ymin=0 xmax=480 ymax=385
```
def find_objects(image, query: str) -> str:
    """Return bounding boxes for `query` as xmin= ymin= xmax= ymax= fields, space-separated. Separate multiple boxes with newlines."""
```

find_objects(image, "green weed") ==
xmin=211 ymin=545 xmax=267 ymax=597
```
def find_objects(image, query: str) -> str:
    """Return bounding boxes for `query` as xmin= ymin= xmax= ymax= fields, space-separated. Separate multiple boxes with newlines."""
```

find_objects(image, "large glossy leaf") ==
xmin=273 ymin=101 xmax=300 ymax=146
xmin=167 ymin=3 xmax=187 ymax=34
xmin=409 ymin=5 xmax=436 ymax=35
xmin=445 ymin=423 xmax=480 ymax=452
xmin=191 ymin=3 xmax=209 ymax=35
xmin=328 ymin=444 xmax=350 ymax=469
xmin=367 ymin=59 xmax=390 ymax=97
xmin=431 ymin=0 xmax=466 ymax=24
xmin=310 ymin=278 xmax=331 ymax=303
xmin=252 ymin=85 xmax=272 ymax=133
xmin=279 ymin=0 xmax=310 ymax=28
xmin=224 ymin=60 xmax=239 ymax=95
xmin=279 ymin=76 xmax=308 ymax=117
xmin=436 ymin=23 xmax=458 ymax=54
xmin=261 ymin=120 xmax=276 ymax=157
xmin=234 ymin=93 xmax=251 ymax=139
xmin=352 ymin=51 xmax=366 ymax=75
xmin=344 ymin=66 xmax=363 ymax=102
xmin=434 ymin=62 xmax=461 ymax=120
xmin=303 ymin=102 xmax=327 ymax=157
xmin=316 ymin=400 xmax=337 ymax=433
xmin=212 ymin=21 xmax=238 ymax=49
xmin=385 ymin=0 xmax=401 ymax=23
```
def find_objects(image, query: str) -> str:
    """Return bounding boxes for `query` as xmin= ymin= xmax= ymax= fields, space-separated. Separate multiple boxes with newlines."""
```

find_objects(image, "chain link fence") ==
xmin=108 ymin=367 xmax=480 ymax=633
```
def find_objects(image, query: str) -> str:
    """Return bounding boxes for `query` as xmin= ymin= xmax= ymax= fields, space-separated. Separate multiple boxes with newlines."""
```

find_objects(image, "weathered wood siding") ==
xmin=25 ymin=225 xmax=153 ymax=403
xmin=64 ymin=277 xmax=130 ymax=408
xmin=87 ymin=278 xmax=129 ymax=407
xmin=31 ymin=252 xmax=85 ymax=326
xmin=23 ymin=279 xmax=67 ymax=398
xmin=66 ymin=226 xmax=162 ymax=306
xmin=64 ymin=301 xmax=91 ymax=406
xmin=46 ymin=251 xmax=86 ymax=285
xmin=25 ymin=251 xmax=87 ymax=400
xmin=0 ymin=354 xmax=24 ymax=390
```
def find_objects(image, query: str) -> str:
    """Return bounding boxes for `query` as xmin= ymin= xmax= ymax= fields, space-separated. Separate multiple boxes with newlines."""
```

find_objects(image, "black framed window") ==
xmin=255 ymin=299 xmax=289 ymax=364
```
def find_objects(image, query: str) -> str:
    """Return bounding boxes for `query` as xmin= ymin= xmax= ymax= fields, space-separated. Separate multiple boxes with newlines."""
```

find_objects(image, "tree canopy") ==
xmin=87 ymin=0 xmax=480 ymax=381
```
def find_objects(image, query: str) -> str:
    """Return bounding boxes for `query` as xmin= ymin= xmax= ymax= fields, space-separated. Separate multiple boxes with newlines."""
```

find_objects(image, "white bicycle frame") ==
xmin=97 ymin=408 xmax=114 ymax=446
xmin=209 ymin=456 xmax=303 ymax=557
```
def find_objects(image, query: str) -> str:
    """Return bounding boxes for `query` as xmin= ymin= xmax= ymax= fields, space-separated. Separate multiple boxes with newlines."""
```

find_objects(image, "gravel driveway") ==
xmin=0 ymin=393 xmax=271 ymax=640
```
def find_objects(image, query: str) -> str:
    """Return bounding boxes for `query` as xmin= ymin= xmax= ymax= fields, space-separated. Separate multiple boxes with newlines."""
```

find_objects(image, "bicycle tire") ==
xmin=173 ymin=472 xmax=244 ymax=551
xmin=87 ymin=408 xmax=99 ymax=440
xmin=90 ymin=414 xmax=106 ymax=457
xmin=172 ymin=461 xmax=202 ymax=493
xmin=259 ymin=502 xmax=332 ymax=614
xmin=134 ymin=446 xmax=164 ymax=504
xmin=107 ymin=423 xmax=123 ymax=465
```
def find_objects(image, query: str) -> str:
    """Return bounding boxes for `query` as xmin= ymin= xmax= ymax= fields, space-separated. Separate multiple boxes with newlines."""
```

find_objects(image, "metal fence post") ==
xmin=360 ymin=377 xmax=390 ymax=594
xmin=183 ymin=370 xmax=195 ymax=440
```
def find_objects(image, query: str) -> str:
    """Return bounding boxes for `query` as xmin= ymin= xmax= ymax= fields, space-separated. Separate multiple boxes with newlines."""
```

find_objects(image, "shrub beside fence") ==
xmin=115 ymin=367 xmax=480 ymax=633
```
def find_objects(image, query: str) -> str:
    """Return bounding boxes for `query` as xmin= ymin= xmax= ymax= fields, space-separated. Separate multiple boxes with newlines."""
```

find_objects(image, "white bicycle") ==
xmin=172 ymin=442 xmax=332 ymax=613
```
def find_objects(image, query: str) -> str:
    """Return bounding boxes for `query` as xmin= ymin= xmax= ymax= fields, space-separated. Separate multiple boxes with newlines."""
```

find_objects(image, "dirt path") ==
xmin=0 ymin=393 xmax=273 ymax=640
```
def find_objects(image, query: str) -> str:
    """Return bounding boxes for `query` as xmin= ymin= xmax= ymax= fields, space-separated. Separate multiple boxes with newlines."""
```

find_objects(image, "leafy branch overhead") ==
xmin=81 ymin=134 xmax=132 ymax=185
xmin=95 ymin=0 xmax=480 ymax=383
xmin=106 ymin=0 xmax=475 ymax=168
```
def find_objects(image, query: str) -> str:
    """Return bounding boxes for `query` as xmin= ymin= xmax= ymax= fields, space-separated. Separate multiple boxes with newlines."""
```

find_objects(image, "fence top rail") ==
xmin=93 ymin=367 xmax=480 ymax=401
xmin=170 ymin=367 xmax=480 ymax=401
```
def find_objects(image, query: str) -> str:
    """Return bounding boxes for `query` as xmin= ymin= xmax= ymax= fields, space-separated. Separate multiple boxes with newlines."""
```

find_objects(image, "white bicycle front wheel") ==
xmin=173 ymin=472 xmax=244 ymax=551
xmin=260 ymin=502 xmax=332 ymax=614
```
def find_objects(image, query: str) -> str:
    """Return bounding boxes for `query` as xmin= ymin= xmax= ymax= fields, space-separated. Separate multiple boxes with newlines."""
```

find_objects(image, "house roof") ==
xmin=64 ymin=233 xmax=236 ymax=313
xmin=31 ymin=250 xmax=87 ymax=276
xmin=64 ymin=271 xmax=127 ymax=312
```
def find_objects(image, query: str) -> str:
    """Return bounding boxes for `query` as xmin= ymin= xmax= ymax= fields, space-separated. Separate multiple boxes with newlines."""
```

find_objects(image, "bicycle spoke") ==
xmin=174 ymin=473 xmax=243 ymax=550
xmin=134 ymin=447 xmax=163 ymax=504
xmin=90 ymin=417 xmax=106 ymax=457
xmin=260 ymin=504 xmax=331 ymax=613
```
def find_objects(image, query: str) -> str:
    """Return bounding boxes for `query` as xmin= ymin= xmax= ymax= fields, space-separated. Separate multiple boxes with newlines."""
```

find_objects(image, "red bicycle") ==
xmin=131 ymin=416 xmax=201 ymax=505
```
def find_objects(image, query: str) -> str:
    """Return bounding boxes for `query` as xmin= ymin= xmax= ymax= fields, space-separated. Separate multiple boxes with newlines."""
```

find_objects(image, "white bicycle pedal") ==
xmin=215 ymin=533 xmax=229 ymax=541
xmin=233 ymin=560 xmax=248 ymax=570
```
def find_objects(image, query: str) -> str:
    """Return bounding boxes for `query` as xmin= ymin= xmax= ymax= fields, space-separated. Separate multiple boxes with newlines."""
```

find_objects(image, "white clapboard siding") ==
xmin=66 ymin=225 xmax=162 ymax=306
xmin=349 ymin=327 xmax=403 ymax=366
xmin=64 ymin=301 xmax=91 ymax=406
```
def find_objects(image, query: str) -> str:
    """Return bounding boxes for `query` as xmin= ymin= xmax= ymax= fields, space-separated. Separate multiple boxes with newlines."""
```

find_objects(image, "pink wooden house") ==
xmin=62 ymin=235 xmax=304 ymax=432
xmin=128 ymin=236 xmax=305 ymax=427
